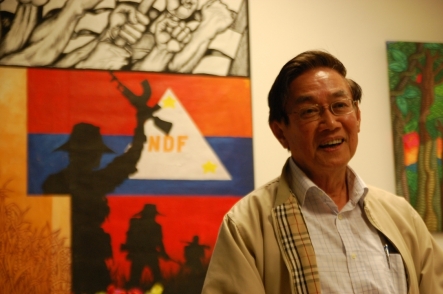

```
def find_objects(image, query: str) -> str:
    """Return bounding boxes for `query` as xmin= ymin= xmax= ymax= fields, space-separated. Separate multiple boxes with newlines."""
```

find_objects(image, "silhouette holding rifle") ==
xmin=42 ymin=75 xmax=170 ymax=294
xmin=122 ymin=204 xmax=170 ymax=288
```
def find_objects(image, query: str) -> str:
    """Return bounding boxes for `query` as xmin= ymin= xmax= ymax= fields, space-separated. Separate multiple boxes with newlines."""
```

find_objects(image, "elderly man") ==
xmin=202 ymin=50 xmax=443 ymax=293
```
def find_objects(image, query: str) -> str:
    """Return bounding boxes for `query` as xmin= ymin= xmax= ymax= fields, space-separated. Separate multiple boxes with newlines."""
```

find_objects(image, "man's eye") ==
xmin=333 ymin=102 xmax=350 ymax=109
xmin=300 ymin=107 xmax=319 ymax=116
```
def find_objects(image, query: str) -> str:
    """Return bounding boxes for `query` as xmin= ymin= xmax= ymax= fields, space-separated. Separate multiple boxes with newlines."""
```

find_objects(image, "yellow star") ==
xmin=202 ymin=161 xmax=217 ymax=173
xmin=162 ymin=96 xmax=176 ymax=108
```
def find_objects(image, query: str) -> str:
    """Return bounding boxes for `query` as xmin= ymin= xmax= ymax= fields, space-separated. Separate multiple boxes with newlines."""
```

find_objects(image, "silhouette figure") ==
xmin=42 ymin=77 xmax=167 ymax=294
xmin=162 ymin=235 xmax=209 ymax=294
xmin=122 ymin=204 xmax=170 ymax=288
xmin=183 ymin=235 xmax=210 ymax=275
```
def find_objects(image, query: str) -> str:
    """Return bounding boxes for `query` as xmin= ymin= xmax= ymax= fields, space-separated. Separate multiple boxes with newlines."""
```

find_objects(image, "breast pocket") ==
xmin=389 ymin=253 xmax=407 ymax=294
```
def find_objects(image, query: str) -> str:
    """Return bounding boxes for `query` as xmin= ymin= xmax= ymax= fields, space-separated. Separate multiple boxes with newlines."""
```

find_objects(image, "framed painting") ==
xmin=0 ymin=0 xmax=252 ymax=293
xmin=387 ymin=41 xmax=443 ymax=232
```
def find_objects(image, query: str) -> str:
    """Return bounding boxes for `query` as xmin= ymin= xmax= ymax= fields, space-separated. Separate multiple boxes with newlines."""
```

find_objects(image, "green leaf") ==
xmin=391 ymin=48 xmax=408 ymax=63
xmin=406 ymin=169 xmax=418 ymax=206
xmin=403 ymin=86 xmax=421 ymax=99
xmin=436 ymin=84 xmax=443 ymax=97
xmin=404 ymin=120 xmax=418 ymax=133
xmin=396 ymin=96 xmax=408 ymax=115
xmin=390 ymin=62 xmax=407 ymax=73
xmin=424 ymin=43 xmax=443 ymax=50
xmin=426 ymin=119 xmax=440 ymax=139
xmin=428 ymin=98 xmax=443 ymax=120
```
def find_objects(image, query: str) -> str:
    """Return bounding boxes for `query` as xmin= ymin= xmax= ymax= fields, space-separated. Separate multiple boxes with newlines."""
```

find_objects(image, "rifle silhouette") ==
xmin=110 ymin=72 xmax=172 ymax=135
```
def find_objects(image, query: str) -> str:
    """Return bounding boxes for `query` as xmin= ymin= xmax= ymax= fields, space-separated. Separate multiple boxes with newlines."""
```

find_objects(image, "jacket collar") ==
xmin=274 ymin=159 xmax=296 ymax=207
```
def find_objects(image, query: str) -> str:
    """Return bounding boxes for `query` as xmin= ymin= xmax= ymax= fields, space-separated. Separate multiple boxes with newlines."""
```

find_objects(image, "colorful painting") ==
xmin=0 ymin=0 xmax=252 ymax=293
xmin=387 ymin=41 xmax=443 ymax=232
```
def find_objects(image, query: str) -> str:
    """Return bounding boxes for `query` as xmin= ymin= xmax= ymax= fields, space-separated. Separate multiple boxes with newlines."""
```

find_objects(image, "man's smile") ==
xmin=319 ymin=138 xmax=344 ymax=148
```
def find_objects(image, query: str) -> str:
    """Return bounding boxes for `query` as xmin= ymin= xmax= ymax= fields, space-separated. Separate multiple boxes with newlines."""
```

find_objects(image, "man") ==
xmin=122 ymin=204 xmax=170 ymax=288
xmin=43 ymin=78 xmax=159 ymax=293
xmin=202 ymin=50 xmax=443 ymax=293
xmin=183 ymin=235 xmax=210 ymax=275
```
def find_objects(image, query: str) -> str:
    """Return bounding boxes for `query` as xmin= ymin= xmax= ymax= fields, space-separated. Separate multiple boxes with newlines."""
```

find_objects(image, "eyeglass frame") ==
xmin=287 ymin=98 xmax=359 ymax=122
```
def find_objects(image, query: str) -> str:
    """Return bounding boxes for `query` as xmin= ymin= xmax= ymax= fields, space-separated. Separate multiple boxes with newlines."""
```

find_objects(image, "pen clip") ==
xmin=384 ymin=244 xmax=391 ymax=269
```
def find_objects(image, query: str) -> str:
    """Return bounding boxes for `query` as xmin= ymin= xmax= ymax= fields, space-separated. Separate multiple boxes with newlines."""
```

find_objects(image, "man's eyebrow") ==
xmin=293 ymin=95 xmax=314 ymax=104
xmin=332 ymin=90 xmax=349 ymax=98
xmin=292 ymin=90 xmax=349 ymax=105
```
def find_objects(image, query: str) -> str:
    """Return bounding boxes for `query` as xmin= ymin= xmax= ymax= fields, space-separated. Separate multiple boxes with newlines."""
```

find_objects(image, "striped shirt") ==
xmin=289 ymin=159 xmax=407 ymax=294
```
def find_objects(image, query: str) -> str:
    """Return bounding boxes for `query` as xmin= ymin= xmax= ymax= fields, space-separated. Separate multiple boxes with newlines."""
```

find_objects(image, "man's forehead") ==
xmin=292 ymin=88 xmax=349 ymax=102
xmin=288 ymin=69 xmax=348 ymax=97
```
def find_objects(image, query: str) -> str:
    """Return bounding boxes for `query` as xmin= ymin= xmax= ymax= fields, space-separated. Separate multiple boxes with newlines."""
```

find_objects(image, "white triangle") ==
xmin=130 ymin=88 xmax=232 ymax=180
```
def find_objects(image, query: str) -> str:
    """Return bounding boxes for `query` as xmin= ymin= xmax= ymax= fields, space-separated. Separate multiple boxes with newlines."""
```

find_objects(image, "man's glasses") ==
xmin=289 ymin=98 xmax=358 ymax=122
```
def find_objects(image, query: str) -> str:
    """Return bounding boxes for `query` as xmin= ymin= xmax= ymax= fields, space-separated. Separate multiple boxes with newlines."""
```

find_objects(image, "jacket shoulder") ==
xmin=365 ymin=185 xmax=420 ymax=226
xmin=366 ymin=185 xmax=411 ymax=210
xmin=225 ymin=177 xmax=281 ymax=225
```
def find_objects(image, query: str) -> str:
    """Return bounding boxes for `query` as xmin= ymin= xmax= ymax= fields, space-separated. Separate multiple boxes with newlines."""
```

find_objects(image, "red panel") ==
xmin=103 ymin=196 xmax=240 ymax=280
xmin=28 ymin=69 xmax=252 ymax=137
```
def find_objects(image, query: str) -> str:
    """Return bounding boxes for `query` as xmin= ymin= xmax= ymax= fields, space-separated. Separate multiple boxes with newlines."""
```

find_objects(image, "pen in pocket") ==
xmin=384 ymin=244 xmax=391 ymax=269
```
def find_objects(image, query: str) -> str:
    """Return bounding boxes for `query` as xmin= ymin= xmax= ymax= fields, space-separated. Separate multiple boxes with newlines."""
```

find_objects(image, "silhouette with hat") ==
xmin=121 ymin=204 xmax=170 ymax=288
xmin=163 ymin=235 xmax=210 ymax=294
xmin=183 ymin=235 xmax=210 ymax=275
xmin=42 ymin=81 xmax=159 ymax=293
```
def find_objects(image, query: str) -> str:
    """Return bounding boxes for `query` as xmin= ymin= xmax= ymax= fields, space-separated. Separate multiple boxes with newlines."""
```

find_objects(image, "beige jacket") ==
xmin=202 ymin=161 xmax=443 ymax=294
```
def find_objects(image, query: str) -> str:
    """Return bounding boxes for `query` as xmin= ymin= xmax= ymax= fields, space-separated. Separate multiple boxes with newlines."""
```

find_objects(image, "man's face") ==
xmin=270 ymin=67 xmax=361 ymax=177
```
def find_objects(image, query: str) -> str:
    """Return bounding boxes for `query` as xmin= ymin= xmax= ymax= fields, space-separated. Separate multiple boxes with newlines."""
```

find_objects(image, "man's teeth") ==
xmin=321 ymin=139 xmax=342 ymax=147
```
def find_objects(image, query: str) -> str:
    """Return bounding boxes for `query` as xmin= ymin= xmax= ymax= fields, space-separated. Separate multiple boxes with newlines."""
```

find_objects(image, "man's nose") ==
xmin=319 ymin=106 xmax=337 ymax=126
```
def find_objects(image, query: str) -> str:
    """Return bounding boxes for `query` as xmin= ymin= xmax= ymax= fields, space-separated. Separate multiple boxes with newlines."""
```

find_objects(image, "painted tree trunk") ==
xmin=416 ymin=49 xmax=438 ymax=231
xmin=391 ymin=44 xmax=424 ymax=201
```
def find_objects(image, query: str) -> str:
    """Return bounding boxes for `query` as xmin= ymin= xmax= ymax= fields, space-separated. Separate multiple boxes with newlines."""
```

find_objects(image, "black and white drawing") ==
xmin=0 ymin=0 xmax=249 ymax=76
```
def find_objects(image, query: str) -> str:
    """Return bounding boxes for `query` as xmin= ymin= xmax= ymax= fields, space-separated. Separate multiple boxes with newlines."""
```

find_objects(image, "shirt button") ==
xmin=351 ymin=253 xmax=357 ymax=259
xmin=338 ymin=214 xmax=343 ymax=220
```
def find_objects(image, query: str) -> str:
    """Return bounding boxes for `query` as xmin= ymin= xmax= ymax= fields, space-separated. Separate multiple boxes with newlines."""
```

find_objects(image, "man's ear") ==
xmin=270 ymin=120 xmax=289 ymax=149
xmin=356 ymin=106 xmax=361 ymax=133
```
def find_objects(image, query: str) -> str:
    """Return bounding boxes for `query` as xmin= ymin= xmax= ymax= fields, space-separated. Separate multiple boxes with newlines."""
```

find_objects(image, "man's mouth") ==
xmin=319 ymin=139 xmax=344 ymax=148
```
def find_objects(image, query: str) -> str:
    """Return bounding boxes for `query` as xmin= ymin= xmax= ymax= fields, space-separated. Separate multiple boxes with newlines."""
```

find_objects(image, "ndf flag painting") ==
xmin=0 ymin=0 xmax=252 ymax=293
xmin=27 ymin=70 xmax=253 ymax=196
xmin=387 ymin=41 xmax=443 ymax=232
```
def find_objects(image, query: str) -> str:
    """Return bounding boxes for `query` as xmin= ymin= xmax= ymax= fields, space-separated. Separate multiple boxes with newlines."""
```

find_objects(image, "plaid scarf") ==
xmin=272 ymin=163 xmax=321 ymax=293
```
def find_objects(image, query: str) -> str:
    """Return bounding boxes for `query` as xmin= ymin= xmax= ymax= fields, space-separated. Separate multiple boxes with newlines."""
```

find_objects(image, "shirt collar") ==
xmin=288 ymin=157 xmax=368 ymax=208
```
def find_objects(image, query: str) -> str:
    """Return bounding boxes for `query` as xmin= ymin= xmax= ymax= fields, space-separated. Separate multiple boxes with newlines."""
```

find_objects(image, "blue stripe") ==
xmin=28 ymin=134 xmax=254 ymax=196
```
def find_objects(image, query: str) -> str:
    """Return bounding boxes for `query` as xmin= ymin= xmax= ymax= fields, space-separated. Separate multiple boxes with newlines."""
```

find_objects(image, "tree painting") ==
xmin=387 ymin=41 xmax=443 ymax=232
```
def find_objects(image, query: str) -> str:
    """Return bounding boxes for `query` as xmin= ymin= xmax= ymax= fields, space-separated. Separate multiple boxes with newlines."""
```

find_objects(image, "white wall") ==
xmin=248 ymin=0 xmax=443 ymax=245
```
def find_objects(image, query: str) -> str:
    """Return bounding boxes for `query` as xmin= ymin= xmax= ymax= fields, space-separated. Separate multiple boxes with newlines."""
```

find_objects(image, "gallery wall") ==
xmin=248 ymin=0 xmax=443 ymax=244
xmin=1 ymin=1 xmax=443 ymax=292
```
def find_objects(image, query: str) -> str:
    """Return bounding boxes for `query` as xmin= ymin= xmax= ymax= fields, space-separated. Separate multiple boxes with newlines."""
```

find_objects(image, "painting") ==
xmin=387 ymin=41 xmax=443 ymax=232
xmin=0 ymin=0 xmax=252 ymax=293
xmin=0 ymin=0 xmax=249 ymax=76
